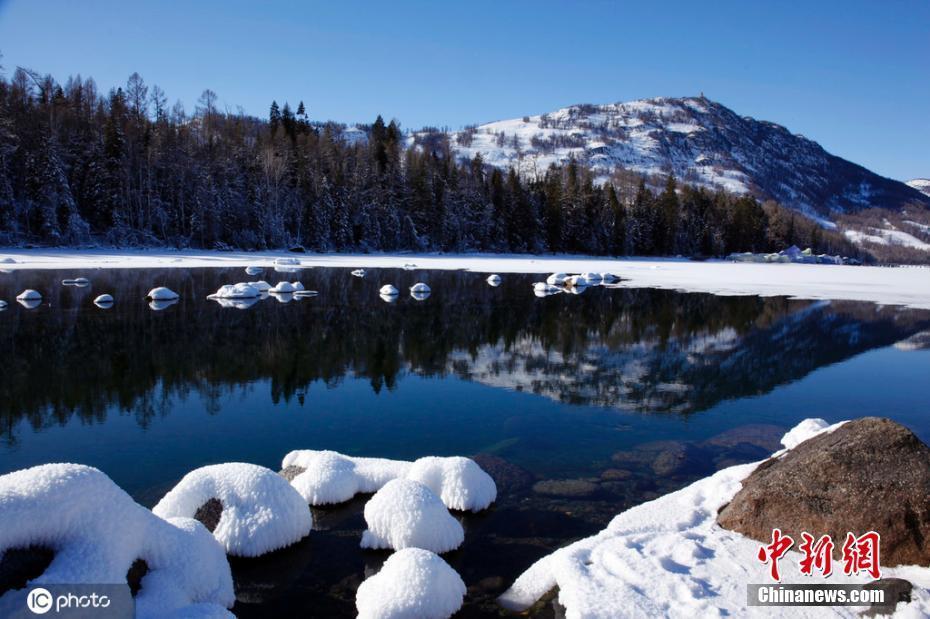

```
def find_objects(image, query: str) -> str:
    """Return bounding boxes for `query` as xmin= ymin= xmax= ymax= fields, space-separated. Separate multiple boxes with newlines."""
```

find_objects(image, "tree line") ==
xmin=0 ymin=66 xmax=864 ymax=259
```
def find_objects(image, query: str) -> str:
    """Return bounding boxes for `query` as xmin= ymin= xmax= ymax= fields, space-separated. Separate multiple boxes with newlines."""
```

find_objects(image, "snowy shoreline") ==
xmin=2 ymin=248 xmax=930 ymax=309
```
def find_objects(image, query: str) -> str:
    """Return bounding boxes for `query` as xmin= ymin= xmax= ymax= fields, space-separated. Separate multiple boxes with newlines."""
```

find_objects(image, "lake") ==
xmin=2 ymin=266 xmax=929 ymax=617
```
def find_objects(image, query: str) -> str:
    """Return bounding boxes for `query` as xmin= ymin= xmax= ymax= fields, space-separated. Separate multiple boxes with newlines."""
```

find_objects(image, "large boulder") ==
xmin=717 ymin=417 xmax=930 ymax=567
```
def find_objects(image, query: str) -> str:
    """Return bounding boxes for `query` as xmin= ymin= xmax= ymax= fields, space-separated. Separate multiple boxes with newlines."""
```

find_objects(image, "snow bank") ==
xmin=0 ymin=464 xmax=234 ymax=618
xmin=407 ymin=456 xmax=497 ymax=512
xmin=207 ymin=283 xmax=260 ymax=299
xmin=269 ymin=281 xmax=296 ymax=294
xmin=498 ymin=418 xmax=930 ymax=618
xmin=356 ymin=548 xmax=466 ymax=619
xmin=16 ymin=289 xmax=41 ymax=301
xmin=487 ymin=274 xmax=502 ymax=286
xmin=380 ymin=284 xmax=399 ymax=295
xmin=94 ymin=294 xmax=114 ymax=306
xmin=153 ymin=463 xmax=312 ymax=558
xmin=280 ymin=451 xmax=496 ymax=512
xmin=147 ymin=287 xmax=179 ymax=301
xmin=281 ymin=450 xmax=411 ymax=505
xmin=360 ymin=479 xmax=464 ymax=553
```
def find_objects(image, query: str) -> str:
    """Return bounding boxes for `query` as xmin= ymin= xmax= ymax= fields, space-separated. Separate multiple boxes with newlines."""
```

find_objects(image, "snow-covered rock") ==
xmin=580 ymin=272 xmax=602 ymax=285
xmin=380 ymin=293 xmax=399 ymax=303
xmin=534 ymin=282 xmax=562 ymax=296
xmin=0 ymin=464 xmax=234 ymax=618
xmin=600 ymin=272 xmax=619 ymax=283
xmin=546 ymin=273 xmax=569 ymax=286
xmin=245 ymin=266 xmax=264 ymax=276
xmin=360 ymin=479 xmax=464 ymax=553
xmin=207 ymin=283 xmax=260 ymax=299
xmin=281 ymin=450 xmax=411 ymax=505
xmin=497 ymin=418 xmax=926 ymax=619
xmin=487 ymin=274 xmax=502 ymax=286
xmin=16 ymin=289 xmax=41 ymax=301
xmin=565 ymin=275 xmax=588 ymax=287
xmin=351 ymin=269 xmax=366 ymax=277
xmin=270 ymin=281 xmax=296 ymax=294
xmin=153 ymin=463 xmax=312 ymax=558
xmin=248 ymin=280 xmax=272 ymax=292
xmin=410 ymin=282 xmax=431 ymax=293
xmin=406 ymin=456 xmax=497 ymax=512
xmin=147 ymin=287 xmax=179 ymax=301
xmin=356 ymin=548 xmax=465 ymax=619
xmin=380 ymin=284 xmax=399 ymax=296
xmin=94 ymin=294 xmax=114 ymax=306
xmin=292 ymin=281 xmax=305 ymax=291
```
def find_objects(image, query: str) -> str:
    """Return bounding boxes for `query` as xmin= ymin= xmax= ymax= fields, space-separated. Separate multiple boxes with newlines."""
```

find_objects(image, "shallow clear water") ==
xmin=1 ymin=267 xmax=929 ymax=616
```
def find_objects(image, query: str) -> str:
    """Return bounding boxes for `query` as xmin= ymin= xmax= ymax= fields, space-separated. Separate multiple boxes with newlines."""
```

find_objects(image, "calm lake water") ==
xmin=2 ymin=266 xmax=930 ymax=617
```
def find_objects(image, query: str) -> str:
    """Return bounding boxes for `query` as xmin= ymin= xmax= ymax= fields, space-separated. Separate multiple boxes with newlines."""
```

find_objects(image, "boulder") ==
xmin=717 ymin=417 xmax=930 ymax=567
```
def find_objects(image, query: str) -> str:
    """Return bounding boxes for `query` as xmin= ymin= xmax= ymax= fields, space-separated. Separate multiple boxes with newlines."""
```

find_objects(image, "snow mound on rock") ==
xmin=147 ymin=287 xmax=179 ymax=300
xmin=0 ymin=464 xmax=234 ymax=618
xmin=407 ymin=456 xmax=497 ymax=512
xmin=356 ymin=548 xmax=465 ymax=619
xmin=281 ymin=451 xmax=411 ymax=505
xmin=497 ymin=418 xmax=929 ymax=619
xmin=486 ymin=274 xmax=502 ymax=286
xmin=351 ymin=269 xmax=366 ymax=277
xmin=94 ymin=294 xmax=114 ymax=306
xmin=245 ymin=266 xmax=263 ymax=276
xmin=207 ymin=283 xmax=260 ymax=299
xmin=380 ymin=284 xmax=399 ymax=295
xmin=153 ymin=463 xmax=312 ymax=557
xmin=410 ymin=282 xmax=431 ymax=293
xmin=778 ymin=417 xmax=844 ymax=450
xmin=546 ymin=273 xmax=568 ymax=285
xmin=270 ymin=281 xmax=296 ymax=294
xmin=360 ymin=479 xmax=464 ymax=553
xmin=16 ymin=289 xmax=41 ymax=301
xmin=248 ymin=280 xmax=272 ymax=292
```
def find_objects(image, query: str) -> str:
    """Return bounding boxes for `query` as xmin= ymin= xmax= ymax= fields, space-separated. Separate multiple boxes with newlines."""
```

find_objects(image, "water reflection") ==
xmin=0 ymin=267 xmax=928 ymax=444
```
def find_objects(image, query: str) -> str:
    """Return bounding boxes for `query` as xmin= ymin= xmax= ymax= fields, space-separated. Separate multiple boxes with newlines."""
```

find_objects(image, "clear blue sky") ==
xmin=0 ymin=0 xmax=927 ymax=181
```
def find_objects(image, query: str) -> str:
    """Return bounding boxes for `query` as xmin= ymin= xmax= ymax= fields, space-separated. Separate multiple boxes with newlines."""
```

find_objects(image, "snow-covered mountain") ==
xmin=444 ymin=96 xmax=929 ymax=220
xmin=908 ymin=179 xmax=930 ymax=197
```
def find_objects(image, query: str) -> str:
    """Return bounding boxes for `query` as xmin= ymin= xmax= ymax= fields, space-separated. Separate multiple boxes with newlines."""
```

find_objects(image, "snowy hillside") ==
xmin=908 ymin=179 xmax=930 ymax=197
xmin=441 ymin=96 xmax=929 ymax=220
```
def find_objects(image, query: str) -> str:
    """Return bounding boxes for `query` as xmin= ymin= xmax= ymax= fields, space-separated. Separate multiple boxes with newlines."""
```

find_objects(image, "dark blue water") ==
xmin=1 ymin=267 xmax=929 ymax=616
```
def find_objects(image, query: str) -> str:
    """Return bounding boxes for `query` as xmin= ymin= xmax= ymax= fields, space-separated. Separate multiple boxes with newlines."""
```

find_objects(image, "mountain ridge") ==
xmin=438 ymin=96 xmax=929 ymax=221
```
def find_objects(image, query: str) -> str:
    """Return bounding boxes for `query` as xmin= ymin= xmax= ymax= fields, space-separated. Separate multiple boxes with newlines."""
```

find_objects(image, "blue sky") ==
xmin=0 ymin=0 xmax=927 ymax=181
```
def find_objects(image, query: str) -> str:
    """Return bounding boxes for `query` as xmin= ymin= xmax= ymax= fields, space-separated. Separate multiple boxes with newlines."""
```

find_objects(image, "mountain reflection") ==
xmin=1 ymin=267 xmax=928 ymax=441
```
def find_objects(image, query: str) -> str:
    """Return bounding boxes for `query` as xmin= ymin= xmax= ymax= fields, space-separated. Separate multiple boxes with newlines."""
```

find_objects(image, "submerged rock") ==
xmin=472 ymin=454 xmax=535 ymax=493
xmin=532 ymin=479 xmax=599 ymax=498
xmin=717 ymin=417 xmax=930 ymax=567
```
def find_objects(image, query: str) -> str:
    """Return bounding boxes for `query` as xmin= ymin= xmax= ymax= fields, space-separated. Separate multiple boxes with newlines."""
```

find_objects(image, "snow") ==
xmin=3 ymin=250 xmax=930 ymax=309
xmin=269 ymin=281 xmax=296 ymax=294
xmin=281 ymin=450 xmax=412 ymax=506
xmin=546 ymin=272 xmax=569 ymax=285
xmin=207 ymin=283 xmax=260 ymax=299
xmin=244 ymin=266 xmax=263 ymax=276
xmin=498 ymin=418 xmax=930 ymax=618
xmin=581 ymin=272 xmax=602 ymax=285
xmin=94 ymin=294 xmax=114 ymax=306
xmin=410 ymin=282 xmax=431 ymax=293
xmin=210 ymin=297 xmax=259 ymax=310
xmin=0 ymin=300 xmax=6 ymax=310
xmin=380 ymin=284 xmax=399 ymax=295
xmin=406 ymin=456 xmax=497 ymax=512
xmin=274 ymin=257 xmax=301 ymax=266
xmin=281 ymin=451 xmax=495 ymax=512
xmin=153 ymin=463 xmax=312 ymax=558
xmin=351 ymin=269 xmax=366 ymax=277
xmin=381 ymin=293 xmax=399 ymax=303
xmin=247 ymin=280 xmax=271 ymax=292
xmin=360 ymin=479 xmax=464 ymax=553
xmin=149 ymin=299 xmax=178 ymax=311
xmin=355 ymin=548 xmax=466 ymax=619
xmin=16 ymin=289 xmax=41 ymax=301
xmin=906 ymin=178 xmax=930 ymax=197
xmin=147 ymin=287 xmax=179 ymax=301
xmin=292 ymin=281 xmax=305 ymax=291
xmin=845 ymin=226 xmax=930 ymax=252
xmin=62 ymin=277 xmax=90 ymax=286
xmin=294 ymin=289 xmax=318 ymax=298
xmin=534 ymin=282 xmax=562 ymax=295
xmin=486 ymin=274 xmax=502 ymax=286
xmin=0 ymin=464 xmax=234 ymax=618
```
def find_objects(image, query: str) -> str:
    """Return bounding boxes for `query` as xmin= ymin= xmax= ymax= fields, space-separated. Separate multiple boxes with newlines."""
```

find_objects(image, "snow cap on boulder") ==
xmin=270 ymin=281 xmax=296 ymax=294
xmin=356 ymin=548 xmax=465 ymax=619
xmin=147 ymin=287 xmax=179 ymax=301
xmin=380 ymin=284 xmax=399 ymax=296
xmin=153 ymin=463 xmax=312 ymax=557
xmin=0 ymin=464 xmax=234 ymax=618
xmin=360 ymin=479 xmax=464 ymax=553
xmin=486 ymin=274 xmax=502 ymax=286
xmin=407 ymin=456 xmax=497 ymax=512
xmin=15 ymin=289 xmax=41 ymax=301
